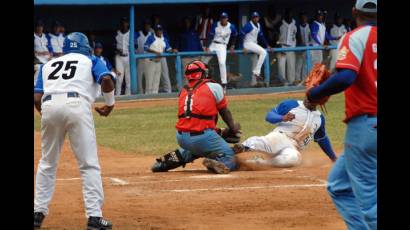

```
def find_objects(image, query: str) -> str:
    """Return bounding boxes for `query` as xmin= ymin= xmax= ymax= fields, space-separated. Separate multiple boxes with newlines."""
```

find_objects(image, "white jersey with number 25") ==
xmin=35 ymin=53 xmax=114 ymax=103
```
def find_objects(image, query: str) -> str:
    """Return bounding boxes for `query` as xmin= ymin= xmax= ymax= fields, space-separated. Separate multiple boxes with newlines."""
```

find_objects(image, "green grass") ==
xmin=34 ymin=93 xmax=346 ymax=155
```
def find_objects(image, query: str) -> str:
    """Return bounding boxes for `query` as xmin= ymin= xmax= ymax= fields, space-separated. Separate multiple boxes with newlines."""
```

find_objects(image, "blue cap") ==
xmin=251 ymin=12 xmax=260 ymax=18
xmin=355 ymin=0 xmax=377 ymax=13
xmin=35 ymin=19 xmax=44 ymax=27
xmin=220 ymin=12 xmax=229 ymax=18
xmin=154 ymin=24 xmax=163 ymax=31
xmin=94 ymin=42 xmax=103 ymax=49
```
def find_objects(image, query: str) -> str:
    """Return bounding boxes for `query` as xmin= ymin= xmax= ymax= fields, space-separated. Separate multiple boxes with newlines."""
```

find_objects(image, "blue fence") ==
xmin=131 ymin=45 xmax=337 ymax=94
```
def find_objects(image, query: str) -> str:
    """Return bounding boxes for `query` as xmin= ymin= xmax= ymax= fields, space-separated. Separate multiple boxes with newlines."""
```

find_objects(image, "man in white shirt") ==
xmin=295 ymin=12 xmax=311 ymax=83
xmin=136 ymin=19 xmax=153 ymax=94
xmin=34 ymin=20 xmax=52 ymax=86
xmin=144 ymin=25 xmax=176 ymax=94
xmin=329 ymin=13 xmax=348 ymax=72
xmin=277 ymin=9 xmax=297 ymax=85
xmin=114 ymin=17 xmax=131 ymax=96
xmin=46 ymin=21 xmax=65 ymax=58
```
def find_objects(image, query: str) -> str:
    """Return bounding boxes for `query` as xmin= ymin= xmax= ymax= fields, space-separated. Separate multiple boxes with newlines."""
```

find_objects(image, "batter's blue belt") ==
xmin=42 ymin=92 xmax=80 ymax=103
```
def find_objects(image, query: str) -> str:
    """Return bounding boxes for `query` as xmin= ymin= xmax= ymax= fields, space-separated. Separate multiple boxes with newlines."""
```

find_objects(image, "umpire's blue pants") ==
xmin=327 ymin=115 xmax=377 ymax=230
xmin=176 ymin=129 xmax=237 ymax=171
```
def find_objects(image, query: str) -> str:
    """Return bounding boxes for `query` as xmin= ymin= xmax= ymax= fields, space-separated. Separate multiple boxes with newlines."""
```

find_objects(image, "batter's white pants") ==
xmin=202 ymin=43 xmax=228 ymax=84
xmin=277 ymin=51 xmax=296 ymax=83
xmin=160 ymin=58 xmax=172 ymax=93
xmin=34 ymin=94 xmax=104 ymax=217
xmin=310 ymin=50 xmax=323 ymax=65
xmin=242 ymin=131 xmax=302 ymax=168
xmin=145 ymin=59 xmax=162 ymax=94
xmin=115 ymin=54 xmax=131 ymax=96
xmin=329 ymin=49 xmax=338 ymax=73
xmin=137 ymin=59 xmax=147 ymax=94
xmin=295 ymin=51 xmax=307 ymax=82
xmin=244 ymin=42 xmax=267 ymax=77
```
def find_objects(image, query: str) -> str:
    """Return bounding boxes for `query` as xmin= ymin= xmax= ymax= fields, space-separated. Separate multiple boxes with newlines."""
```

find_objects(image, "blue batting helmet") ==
xmin=63 ymin=32 xmax=92 ymax=56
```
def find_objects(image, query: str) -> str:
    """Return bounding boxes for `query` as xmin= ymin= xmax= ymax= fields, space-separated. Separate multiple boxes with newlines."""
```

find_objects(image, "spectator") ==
xmin=34 ymin=19 xmax=52 ymax=85
xmin=240 ymin=11 xmax=272 ymax=87
xmin=46 ymin=20 xmax=65 ymax=58
xmin=309 ymin=9 xmax=339 ymax=65
xmin=263 ymin=5 xmax=282 ymax=47
xmin=136 ymin=19 xmax=153 ymax=94
xmin=202 ymin=12 xmax=238 ymax=90
xmin=277 ymin=8 xmax=298 ymax=85
xmin=195 ymin=5 xmax=214 ymax=48
xmin=174 ymin=17 xmax=203 ymax=84
xmin=144 ymin=25 xmax=176 ymax=94
xmin=295 ymin=12 xmax=311 ymax=83
xmin=329 ymin=13 xmax=348 ymax=72
xmin=114 ymin=17 xmax=131 ymax=95
xmin=150 ymin=15 xmax=172 ymax=93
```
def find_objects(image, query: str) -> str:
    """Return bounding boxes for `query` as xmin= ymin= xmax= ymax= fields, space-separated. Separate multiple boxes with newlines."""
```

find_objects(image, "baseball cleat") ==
xmin=34 ymin=212 xmax=45 ymax=229
xmin=202 ymin=158 xmax=230 ymax=174
xmin=86 ymin=216 xmax=113 ymax=230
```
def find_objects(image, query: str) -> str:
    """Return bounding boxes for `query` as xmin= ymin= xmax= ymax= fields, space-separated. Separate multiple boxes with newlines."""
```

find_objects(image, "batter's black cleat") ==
xmin=202 ymin=158 xmax=230 ymax=174
xmin=232 ymin=143 xmax=251 ymax=154
xmin=86 ymin=216 xmax=112 ymax=230
xmin=34 ymin=212 xmax=45 ymax=229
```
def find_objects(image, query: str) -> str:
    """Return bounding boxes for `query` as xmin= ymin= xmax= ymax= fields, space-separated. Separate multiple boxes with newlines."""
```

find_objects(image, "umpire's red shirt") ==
xmin=336 ymin=24 xmax=377 ymax=122
xmin=176 ymin=80 xmax=227 ymax=132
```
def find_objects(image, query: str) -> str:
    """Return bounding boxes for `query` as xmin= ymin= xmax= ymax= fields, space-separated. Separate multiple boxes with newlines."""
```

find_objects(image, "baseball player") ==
xmin=307 ymin=0 xmax=377 ymax=229
xmin=46 ymin=21 xmax=66 ymax=58
xmin=93 ymin=42 xmax=119 ymax=80
xmin=34 ymin=20 xmax=52 ymax=85
xmin=114 ymin=17 xmax=131 ymax=95
xmin=310 ymin=9 xmax=339 ymax=65
xmin=136 ymin=19 xmax=153 ymax=94
xmin=195 ymin=6 xmax=214 ymax=48
xmin=277 ymin=9 xmax=298 ymax=85
xmin=234 ymin=98 xmax=337 ymax=168
xmin=329 ymin=13 xmax=348 ymax=72
xmin=151 ymin=60 xmax=241 ymax=174
xmin=33 ymin=32 xmax=115 ymax=229
xmin=144 ymin=24 xmax=175 ymax=94
xmin=240 ymin=12 xmax=272 ymax=87
xmin=295 ymin=12 xmax=311 ymax=83
xmin=150 ymin=15 xmax=172 ymax=93
xmin=202 ymin=12 xmax=238 ymax=90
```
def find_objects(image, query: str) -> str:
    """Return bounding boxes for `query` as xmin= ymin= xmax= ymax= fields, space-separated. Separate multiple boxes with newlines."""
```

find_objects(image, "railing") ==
xmin=130 ymin=45 xmax=337 ymax=94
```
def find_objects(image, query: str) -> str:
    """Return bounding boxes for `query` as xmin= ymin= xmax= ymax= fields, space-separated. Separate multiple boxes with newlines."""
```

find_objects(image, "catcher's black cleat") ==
xmin=202 ymin=158 xmax=230 ymax=174
xmin=34 ymin=212 xmax=45 ymax=229
xmin=86 ymin=216 xmax=112 ymax=230
xmin=152 ymin=149 xmax=186 ymax=172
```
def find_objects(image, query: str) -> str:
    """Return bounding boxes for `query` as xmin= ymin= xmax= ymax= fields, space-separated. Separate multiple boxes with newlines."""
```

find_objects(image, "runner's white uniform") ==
xmin=34 ymin=52 xmax=115 ymax=217
xmin=242 ymin=100 xmax=327 ymax=167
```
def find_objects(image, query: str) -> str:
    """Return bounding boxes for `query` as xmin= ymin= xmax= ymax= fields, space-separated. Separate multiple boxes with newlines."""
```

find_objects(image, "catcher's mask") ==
xmin=184 ymin=60 xmax=209 ymax=81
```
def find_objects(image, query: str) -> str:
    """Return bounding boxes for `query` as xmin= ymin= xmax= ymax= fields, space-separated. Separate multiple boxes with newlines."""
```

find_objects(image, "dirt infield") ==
xmin=34 ymin=130 xmax=345 ymax=230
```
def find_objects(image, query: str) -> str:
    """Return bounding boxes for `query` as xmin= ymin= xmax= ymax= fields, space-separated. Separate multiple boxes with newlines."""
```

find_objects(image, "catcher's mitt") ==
xmin=216 ymin=123 xmax=242 ymax=144
xmin=305 ymin=63 xmax=331 ymax=110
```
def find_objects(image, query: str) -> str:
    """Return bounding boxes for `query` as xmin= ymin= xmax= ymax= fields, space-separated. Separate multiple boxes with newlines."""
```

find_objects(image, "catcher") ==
xmin=234 ymin=64 xmax=337 ymax=169
xmin=151 ymin=60 xmax=241 ymax=174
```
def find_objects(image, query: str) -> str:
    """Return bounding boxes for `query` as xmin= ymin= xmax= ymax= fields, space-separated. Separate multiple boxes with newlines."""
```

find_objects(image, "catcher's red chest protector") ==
xmin=176 ymin=79 xmax=222 ymax=132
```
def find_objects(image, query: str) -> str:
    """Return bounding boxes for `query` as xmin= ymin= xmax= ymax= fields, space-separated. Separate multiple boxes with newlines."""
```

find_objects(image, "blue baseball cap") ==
xmin=94 ymin=42 xmax=103 ymax=49
xmin=220 ymin=12 xmax=229 ymax=18
xmin=355 ymin=0 xmax=377 ymax=13
xmin=154 ymin=24 xmax=163 ymax=31
xmin=251 ymin=12 xmax=260 ymax=18
xmin=35 ymin=19 xmax=44 ymax=27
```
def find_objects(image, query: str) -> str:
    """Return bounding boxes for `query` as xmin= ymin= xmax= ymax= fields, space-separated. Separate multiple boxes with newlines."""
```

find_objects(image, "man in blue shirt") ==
xmin=174 ymin=17 xmax=204 ymax=84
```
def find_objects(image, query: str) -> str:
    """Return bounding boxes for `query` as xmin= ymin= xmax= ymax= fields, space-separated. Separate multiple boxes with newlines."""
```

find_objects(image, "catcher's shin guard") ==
xmin=151 ymin=149 xmax=186 ymax=172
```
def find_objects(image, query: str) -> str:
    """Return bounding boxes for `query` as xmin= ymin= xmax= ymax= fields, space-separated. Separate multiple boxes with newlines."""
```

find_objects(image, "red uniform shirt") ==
xmin=335 ymin=25 xmax=377 ymax=122
xmin=176 ymin=79 xmax=227 ymax=132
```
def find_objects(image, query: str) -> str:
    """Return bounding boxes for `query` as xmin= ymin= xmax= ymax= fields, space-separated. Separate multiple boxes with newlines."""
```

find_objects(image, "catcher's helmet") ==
xmin=184 ymin=60 xmax=209 ymax=81
xmin=63 ymin=32 xmax=92 ymax=56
